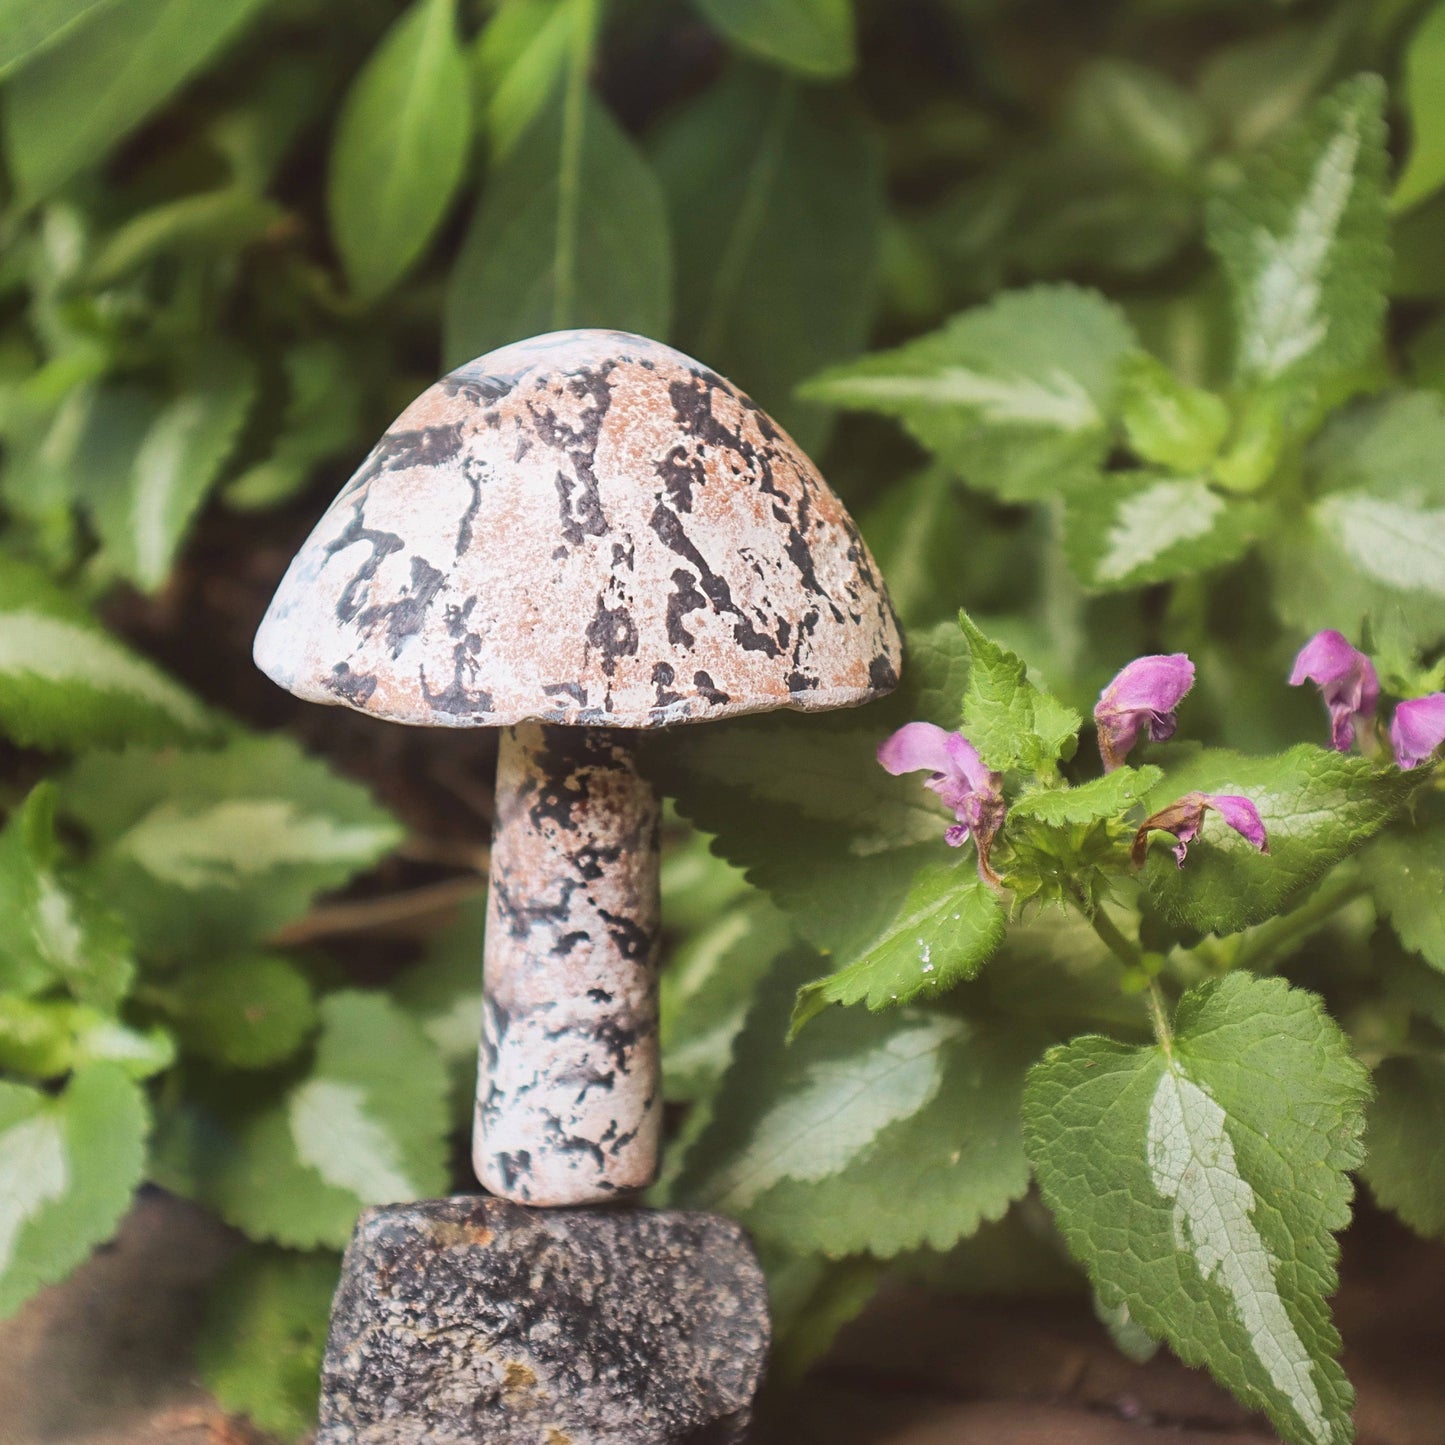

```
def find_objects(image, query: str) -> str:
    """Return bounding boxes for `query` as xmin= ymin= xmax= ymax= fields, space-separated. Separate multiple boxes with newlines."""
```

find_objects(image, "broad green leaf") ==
xmin=1272 ymin=391 xmax=1445 ymax=652
xmin=691 ymin=0 xmax=854 ymax=79
xmin=1394 ymin=2 xmax=1445 ymax=213
xmin=858 ymin=468 xmax=976 ymax=628
xmin=0 ymin=559 xmax=215 ymax=749
xmin=1024 ymin=974 xmax=1367 ymax=1445
xmin=1363 ymin=822 xmax=1445 ymax=973
xmin=1363 ymin=1055 xmax=1445 ymax=1238
xmin=675 ymin=949 xmax=1039 ymax=1257
xmin=475 ymin=0 xmax=579 ymax=158
xmin=197 ymin=1247 xmax=338 ymax=1442
xmin=61 ymin=735 xmax=402 ymax=960
xmin=0 ymin=0 xmax=116 ymax=78
xmin=1068 ymin=59 xmax=1211 ymax=179
xmin=654 ymin=65 xmax=883 ymax=451
xmin=168 ymin=955 xmax=318 ymax=1070
xmin=1064 ymin=474 xmax=1262 ymax=590
xmin=88 ymin=188 xmax=285 ymax=285
xmin=1207 ymin=75 xmax=1389 ymax=391
xmin=1010 ymin=766 xmax=1163 ymax=826
xmin=0 ymin=996 xmax=171 ymax=1079
xmin=1140 ymin=745 xmax=1419 ymax=935
xmin=1118 ymin=354 xmax=1230 ymax=472
xmin=328 ymin=0 xmax=472 ymax=301
xmin=764 ymin=1249 xmax=885 ymax=1381
xmin=802 ymin=286 xmax=1138 ymax=501
xmin=958 ymin=611 xmax=1081 ymax=773
xmin=0 ymin=1064 xmax=148 ymax=1319
xmin=445 ymin=89 xmax=671 ymax=365
xmin=155 ymin=991 xmax=449 ymax=1250
xmin=3 ymin=0 xmax=273 ymax=199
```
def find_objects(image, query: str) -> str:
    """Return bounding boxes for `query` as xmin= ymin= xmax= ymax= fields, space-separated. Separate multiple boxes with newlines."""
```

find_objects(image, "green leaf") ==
xmin=0 ymin=996 xmax=171 ymax=1079
xmin=1010 ymin=766 xmax=1163 ymax=827
xmin=653 ymin=65 xmax=883 ymax=452
xmin=790 ymin=868 xmax=1003 ymax=1035
xmin=328 ymin=0 xmax=471 ymax=301
xmin=858 ymin=467 xmax=975 ymax=628
xmin=1068 ymin=59 xmax=1211 ymax=179
xmin=0 ymin=0 xmax=116 ymax=78
xmin=1119 ymin=354 xmax=1230 ymax=472
xmin=475 ymin=0 xmax=578 ymax=158
xmin=0 ymin=1063 xmax=148 ymax=1319
xmin=1024 ymin=974 xmax=1367 ymax=1445
xmin=157 ymin=991 xmax=449 ymax=1250
xmin=0 ymin=558 xmax=215 ymax=750
xmin=2 ymin=0 xmax=273 ymax=199
xmin=1140 ymin=745 xmax=1419 ymax=935
xmin=197 ymin=1247 xmax=338 ymax=1441
xmin=1272 ymin=391 xmax=1445 ymax=652
xmin=803 ymin=285 xmax=1138 ymax=501
xmin=61 ymin=735 xmax=402 ymax=961
xmin=1064 ymin=474 xmax=1262 ymax=590
xmin=1363 ymin=822 xmax=1445 ymax=972
xmin=1394 ymin=3 xmax=1445 ymax=213
xmin=958 ymin=611 xmax=1081 ymax=773
xmin=691 ymin=0 xmax=854 ymax=80
xmin=444 ymin=88 xmax=671 ymax=365
xmin=1363 ymin=1055 xmax=1445 ymax=1238
xmin=675 ymin=949 xmax=1039 ymax=1257
xmin=1207 ymin=75 xmax=1390 ymax=392
xmin=168 ymin=955 xmax=318 ymax=1070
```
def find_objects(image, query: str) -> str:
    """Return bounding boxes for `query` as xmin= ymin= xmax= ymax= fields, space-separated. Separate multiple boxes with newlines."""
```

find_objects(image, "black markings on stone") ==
xmin=326 ymin=504 xmax=404 ymax=624
xmin=325 ymin=662 xmax=377 ymax=706
xmin=651 ymin=662 xmax=683 ymax=709
xmin=543 ymin=681 xmax=587 ymax=707
xmin=529 ymin=366 xmax=615 ymax=545
xmin=335 ymin=421 xmax=466 ymax=506
xmin=355 ymin=554 xmax=445 ymax=656
xmin=693 ymin=671 xmax=729 ymax=705
xmin=870 ymin=654 xmax=899 ymax=691
xmin=494 ymin=1150 xmax=532 ymax=1191
xmin=611 ymin=538 xmax=635 ymax=570
xmin=456 ymin=455 xmax=486 ymax=556
xmin=440 ymin=368 xmax=519 ymax=406
xmin=584 ymin=596 xmax=638 ymax=677
xmin=597 ymin=908 xmax=651 ymax=963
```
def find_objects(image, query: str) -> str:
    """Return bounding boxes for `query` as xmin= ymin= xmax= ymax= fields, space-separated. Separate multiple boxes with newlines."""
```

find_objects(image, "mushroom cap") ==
xmin=254 ymin=330 xmax=900 ymax=729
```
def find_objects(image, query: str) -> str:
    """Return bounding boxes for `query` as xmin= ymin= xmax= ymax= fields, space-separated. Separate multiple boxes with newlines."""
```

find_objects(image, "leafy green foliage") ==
xmin=692 ymin=0 xmax=854 ymax=79
xmin=166 ymin=955 xmax=317 ymax=1071
xmin=1010 ymin=766 xmax=1162 ymax=826
xmin=1025 ymin=974 xmax=1367 ymax=1445
xmin=1395 ymin=3 xmax=1445 ymax=213
xmin=1363 ymin=821 xmax=1445 ymax=973
xmin=1363 ymin=1056 xmax=1445 ymax=1238
xmin=0 ymin=0 xmax=115 ymax=77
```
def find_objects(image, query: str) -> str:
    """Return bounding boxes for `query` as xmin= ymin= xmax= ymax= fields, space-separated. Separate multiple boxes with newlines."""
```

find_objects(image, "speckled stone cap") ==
xmin=254 ymin=329 xmax=900 ymax=729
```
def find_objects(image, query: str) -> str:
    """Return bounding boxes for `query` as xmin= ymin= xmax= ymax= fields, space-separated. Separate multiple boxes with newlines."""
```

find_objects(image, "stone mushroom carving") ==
xmin=254 ymin=329 xmax=900 ymax=1207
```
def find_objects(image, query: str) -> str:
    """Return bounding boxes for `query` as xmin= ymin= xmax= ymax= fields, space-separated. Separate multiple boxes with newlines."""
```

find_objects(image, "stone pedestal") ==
xmin=318 ymin=1196 xmax=770 ymax=1445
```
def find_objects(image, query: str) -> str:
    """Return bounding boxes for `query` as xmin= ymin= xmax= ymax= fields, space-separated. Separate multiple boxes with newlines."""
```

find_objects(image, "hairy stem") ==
xmin=1073 ymin=888 xmax=1174 ymax=1051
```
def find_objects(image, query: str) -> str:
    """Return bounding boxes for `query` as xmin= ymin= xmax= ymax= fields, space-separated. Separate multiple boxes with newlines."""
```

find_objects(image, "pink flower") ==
xmin=878 ymin=722 xmax=1005 ymax=882
xmin=1131 ymin=792 xmax=1269 ymax=869
xmin=1094 ymin=654 xmax=1196 ymax=772
xmin=1390 ymin=694 xmax=1445 ymax=770
xmin=1288 ymin=630 xmax=1379 ymax=753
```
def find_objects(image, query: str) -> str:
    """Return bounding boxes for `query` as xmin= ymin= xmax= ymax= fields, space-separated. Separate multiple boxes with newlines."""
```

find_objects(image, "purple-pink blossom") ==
xmin=1288 ymin=630 xmax=1379 ymax=753
xmin=1131 ymin=792 xmax=1269 ymax=869
xmin=1390 ymin=694 xmax=1445 ymax=770
xmin=878 ymin=721 xmax=1005 ymax=881
xmin=1094 ymin=654 xmax=1195 ymax=772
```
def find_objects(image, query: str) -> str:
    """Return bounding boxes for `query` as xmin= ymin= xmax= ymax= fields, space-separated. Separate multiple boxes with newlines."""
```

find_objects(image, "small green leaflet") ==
xmin=328 ymin=0 xmax=472 ymax=301
xmin=1394 ymin=2 xmax=1445 ymax=213
xmin=1363 ymin=821 xmax=1445 ymax=973
xmin=167 ymin=955 xmax=318 ymax=1071
xmin=197 ymin=1247 xmax=339 ymax=1441
xmin=1118 ymin=354 xmax=1230 ymax=473
xmin=1363 ymin=1056 xmax=1445 ymax=1239
xmin=0 ymin=995 xmax=172 ymax=1080
xmin=1065 ymin=474 xmax=1262 ymax=590
xmin=61 ymin=734 xmax=402 ymax=960
xmin=1207 ymin=74 xmax=1389 ymax=392
xmin=445 ymin=89 xmax=672 ymax=365
xmin=0 ymin=0 xmax=116 ymax=78
xmin=1010 ymin=765 xmax=1162 ymax=826
xmin=1024 ymin=974 xmax=1366 ymax=1445
xmin=958 ymin=611 xmax=1081 ymax=773
xmin=692 ymin=0 xmax=854 ymax=80
xmin=1140 ymin=744 xmax=1418 ymax=935
xmin=675 ymin=949 xmax=1039 ymax=1257
xmin=0 ymin=559 xmax=215 ymax=750
xmin=0 ymin=1064 xmax=148 ymax=1319
xmin=801 ymin=285 xmax=1138 ymax=501
xmin=653 ymin=64 xmax=883 ymax=452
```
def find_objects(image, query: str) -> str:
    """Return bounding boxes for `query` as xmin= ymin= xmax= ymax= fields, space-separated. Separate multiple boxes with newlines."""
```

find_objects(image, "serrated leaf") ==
xmin=802 ymin=286 xmax=1138 ymax=501
xmin=1119 ymin=354 xmax=1230 ymax=472
xmin=1024 ymin=973 xmax=1367 ymax=1445
xmin=0 ymin=559 xmax=215 ymax=750
xmin=1363 ymin=1055 xmax=1445 ymax=1238
xmin=1141 ymin=745 xmax=1419 ymax=935
xmin=328 ymin=0 xmax=471 ymax=301
xmin=958 ymin=611 xmax=1081 ymax=773
xmin=675 ymin=949 xmax=1038 ymax=1257
xmin=1207 ymin=74 xmax=1389 ymax=391
xmin=61 ymin=735 xmax=402 ymax=961
xmin=1064 ymin=474 xmax=1262 ymax=590
xmin=0 ymin=0 xmax=116 ymax=78
xmin=790 ymin=868 xmax=1003 ymax=1035
xmin=0 ymin=1063 xmax=148 ymax=1319
xmin=197 ymin=1247 xmax=338 ymax=1441
xmin=1011 ymin=766 xmax=1163 ymax=826
xmin=0 ymin=996 xmax=171 ymax=1079
xmin=1395 ymin=3 xmax=1445 ymax=213
xmin=169 ymin=955 xmax=318 ymax=1070
xmin=692 ymin=0 xmax=853 ymax=78
xmin=156 ymin=991 xmax=448 ymax=1250
xmin=653 ymin=64 xmax=882 ymax=451
xmin=2 ymin=0 xmax=272 ymax=199
xmin=1363 ymin=822 xmax=1445 ymax=972
xmin=445 ymin=88 xmax=671 ymax=365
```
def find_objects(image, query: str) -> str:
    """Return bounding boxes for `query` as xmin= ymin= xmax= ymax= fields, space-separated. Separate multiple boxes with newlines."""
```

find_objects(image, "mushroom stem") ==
xmin=474 ymin=722 xmax=663 ymax=1206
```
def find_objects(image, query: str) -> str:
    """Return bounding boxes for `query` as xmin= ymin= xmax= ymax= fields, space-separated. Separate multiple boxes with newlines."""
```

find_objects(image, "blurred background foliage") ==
xmin=2 ymin=0 xmax=1445 ymax=1437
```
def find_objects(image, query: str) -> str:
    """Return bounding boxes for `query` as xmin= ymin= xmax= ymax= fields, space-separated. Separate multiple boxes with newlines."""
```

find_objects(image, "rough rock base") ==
xmin=317 ymin=1196 xmax=770 ymax=1445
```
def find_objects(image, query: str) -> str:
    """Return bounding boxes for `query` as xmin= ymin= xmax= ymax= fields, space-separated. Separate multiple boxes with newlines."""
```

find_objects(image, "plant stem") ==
xmin=1229 ymin=866 xmax=1370 ymax=975
xmin=553 ymin=0 xmax=599 ymax=328
xmin=1072 ymin=887 xmax=1174 ymax=1052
